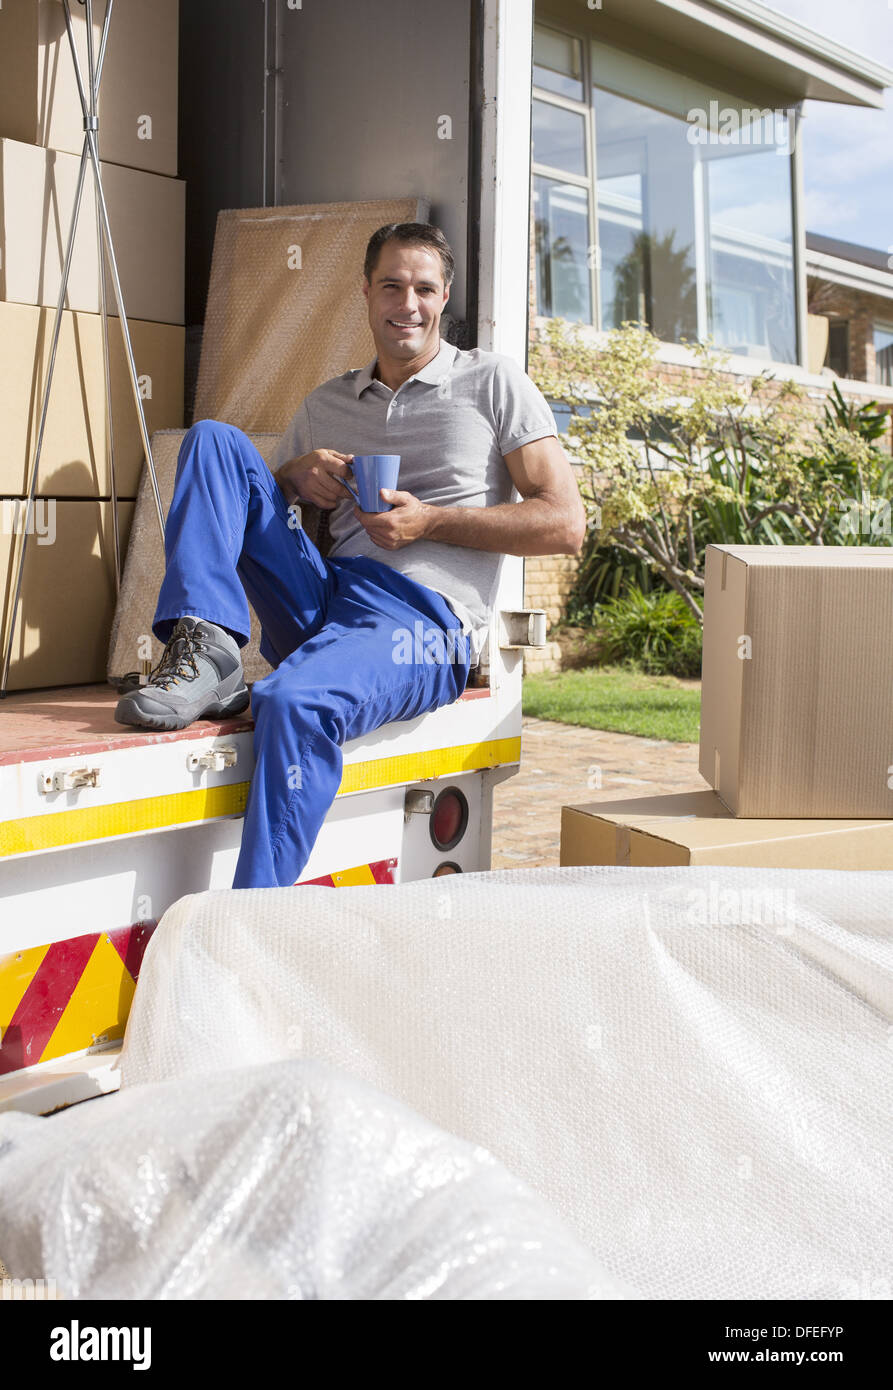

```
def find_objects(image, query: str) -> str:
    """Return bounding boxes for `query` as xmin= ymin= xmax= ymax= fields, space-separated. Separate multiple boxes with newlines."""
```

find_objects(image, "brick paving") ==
xmin=491 ymin=716 xmax=708 ymax=868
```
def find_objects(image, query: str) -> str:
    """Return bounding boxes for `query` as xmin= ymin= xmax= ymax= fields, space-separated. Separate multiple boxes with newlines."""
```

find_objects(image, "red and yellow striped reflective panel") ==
xmin=0 ymin=922 xmax=155 ymax=1075
xmin=301 ymin=856 xmax=397 ymax=887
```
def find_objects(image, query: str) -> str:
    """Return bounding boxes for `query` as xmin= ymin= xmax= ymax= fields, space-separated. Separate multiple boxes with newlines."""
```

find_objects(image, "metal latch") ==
xmin=404 ymin=788 xmax=434 ymax=822
xmin=186 ymin=746 xmax=238 ymax=773
xmin=39 ymin=766 xmax=102 ymax=793
xmin=498 ymin=609 xmax=547 ymax=649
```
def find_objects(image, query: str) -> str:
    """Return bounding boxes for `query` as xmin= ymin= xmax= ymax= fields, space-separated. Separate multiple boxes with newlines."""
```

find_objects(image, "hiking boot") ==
xmin=114 ymin=617 xmax=250 ymax=730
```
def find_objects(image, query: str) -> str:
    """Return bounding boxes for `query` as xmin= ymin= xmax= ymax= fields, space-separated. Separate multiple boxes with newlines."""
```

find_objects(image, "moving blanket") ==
xmin=117 ymin=865 xmax=893 ymax=1301
xmin=0 ymin=1059 xmax=617 ymax=1300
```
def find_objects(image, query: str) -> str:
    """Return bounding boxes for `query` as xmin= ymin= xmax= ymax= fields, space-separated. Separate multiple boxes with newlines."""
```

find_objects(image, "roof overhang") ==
xmin=806 ymin=250 xmax=893 ymax=303
xmin=538 ymin=0 xmax=893 ymax=109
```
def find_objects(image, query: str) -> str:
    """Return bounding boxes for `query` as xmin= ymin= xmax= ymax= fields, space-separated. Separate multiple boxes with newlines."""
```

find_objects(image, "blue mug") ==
xmin=337 ymin=454 xmax=401 ymax=512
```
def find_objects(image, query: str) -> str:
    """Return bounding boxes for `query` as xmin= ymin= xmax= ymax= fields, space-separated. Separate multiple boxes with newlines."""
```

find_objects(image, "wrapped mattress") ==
xmin=1 ymin=865 xmax=890 ymax=1299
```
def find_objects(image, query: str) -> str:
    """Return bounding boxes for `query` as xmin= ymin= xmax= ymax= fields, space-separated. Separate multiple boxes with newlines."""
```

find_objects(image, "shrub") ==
xmin=530 ymin=318 xmax=893 ymax=625
xmin=593 ymin=587 xmax=703 ymax=678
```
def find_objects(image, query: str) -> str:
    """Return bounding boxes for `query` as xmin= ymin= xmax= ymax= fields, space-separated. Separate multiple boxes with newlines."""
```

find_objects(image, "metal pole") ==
xmin=88 ymin=0 xmax=120 ymax=593
xmin=71 ymin=0 xmax=163 ymax=541
xmin=86 ymin=133 xmax=166 ymax=541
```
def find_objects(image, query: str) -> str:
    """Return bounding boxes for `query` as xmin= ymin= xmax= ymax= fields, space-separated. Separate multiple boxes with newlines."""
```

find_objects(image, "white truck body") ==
xmin=0 ymin=0 xmax=538 ymax=1113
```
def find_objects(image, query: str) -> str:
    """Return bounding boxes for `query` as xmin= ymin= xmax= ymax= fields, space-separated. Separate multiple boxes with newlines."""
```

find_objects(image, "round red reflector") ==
xmin=429 ymin=787 xmax=468 ymax=850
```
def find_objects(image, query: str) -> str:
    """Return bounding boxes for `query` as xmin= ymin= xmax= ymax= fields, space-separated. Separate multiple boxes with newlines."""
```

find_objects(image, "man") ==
xmin=114 ymin=222 xmax=585 ymax=889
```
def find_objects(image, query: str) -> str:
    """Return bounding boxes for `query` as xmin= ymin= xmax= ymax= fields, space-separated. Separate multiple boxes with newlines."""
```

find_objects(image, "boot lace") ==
xmin=148 ymin=628 xmax=203 ymax=691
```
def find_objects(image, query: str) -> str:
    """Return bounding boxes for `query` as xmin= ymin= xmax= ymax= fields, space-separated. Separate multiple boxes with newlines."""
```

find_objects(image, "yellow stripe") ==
xmin=40 ymin=933 xmax=135 ymax=1064
xmin=338 ymin=737 xmax=520 ymax=793
xmin=0 ymin=782 xmax=251 ymax=857
xmin=0 ymin=736 xmax=520 ymax=858
xmin=331 ymin=864 xmax=376 ymax=886
xmin=0 ymin=943 xmax=50 ymax=1030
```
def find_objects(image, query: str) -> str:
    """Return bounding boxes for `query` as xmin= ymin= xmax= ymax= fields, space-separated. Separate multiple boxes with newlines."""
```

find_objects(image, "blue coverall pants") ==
xmin=152 ymin=421 xmax=472 ymax=888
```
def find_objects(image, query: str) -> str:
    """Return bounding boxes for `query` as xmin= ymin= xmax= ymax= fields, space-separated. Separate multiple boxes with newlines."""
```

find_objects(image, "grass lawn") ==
xmin=522 ymin=663 xmax=701 ymax=743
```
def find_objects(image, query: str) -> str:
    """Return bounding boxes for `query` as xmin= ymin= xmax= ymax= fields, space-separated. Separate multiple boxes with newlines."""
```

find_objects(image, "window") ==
xmin=531 ymin=24 xmax=799 ymax=364
xmin=532 ymin=26 xmax=592 ymax=324
xmin=533 ymin=25 xmax=584 ymax=101
xmin=827 ymin=320 xmax=849 ymax=378
xmin=875 ymin=324 xmax=893 ymax=387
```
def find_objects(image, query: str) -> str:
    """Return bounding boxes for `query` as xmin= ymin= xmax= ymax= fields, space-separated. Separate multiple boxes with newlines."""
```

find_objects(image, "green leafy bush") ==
xmin=593 ymin=587 xmax=702 ymax=677
xmin=530 ymin=318 xmax=893 ymax=626
xmin=564 ymin=541 xmax=668 ymax=623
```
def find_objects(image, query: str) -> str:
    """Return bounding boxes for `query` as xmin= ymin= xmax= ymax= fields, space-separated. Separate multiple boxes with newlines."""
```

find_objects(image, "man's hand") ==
xmin=275 ymin=449 xmax=354 ymax=509
xmin=353 ymin=488 xmax=432 ymax=550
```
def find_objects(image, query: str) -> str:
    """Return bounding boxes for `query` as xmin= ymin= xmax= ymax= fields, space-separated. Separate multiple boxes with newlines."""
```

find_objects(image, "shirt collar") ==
xmin=353 ymin=339 xmax=459 ymax=398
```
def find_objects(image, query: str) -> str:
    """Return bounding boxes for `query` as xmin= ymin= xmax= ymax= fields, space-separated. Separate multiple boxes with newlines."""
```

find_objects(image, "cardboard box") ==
xmin=561 ymin=791 xmax=893 ymax=869
xmin=0 ymin=0 xmax=178 ymax=177
xmin=0 ymin=499 xmax=134 ymax=690
xmin=699 ymin=544 xmax=893 ymax=818
xmin=0 ymin=302 xmax=183 ymax=497
xmin=0 ymin=138 xmax=184 ymax=323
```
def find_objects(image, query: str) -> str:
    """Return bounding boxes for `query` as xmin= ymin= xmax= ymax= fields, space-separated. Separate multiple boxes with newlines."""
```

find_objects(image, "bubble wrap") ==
xmin=0 ymin=1058 xmax=618 ymax=1300
xmin=193 ymin=197 xmax=428 ymax=433
xmin=118 ymin=866 xmax=893 ymax=1300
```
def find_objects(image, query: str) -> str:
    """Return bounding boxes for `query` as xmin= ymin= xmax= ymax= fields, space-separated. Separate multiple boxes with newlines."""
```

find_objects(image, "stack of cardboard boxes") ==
xmin=562 ymin=544 xmax=893 ymax=869
xmin=0 ymin=0 xmax=183 ymax=689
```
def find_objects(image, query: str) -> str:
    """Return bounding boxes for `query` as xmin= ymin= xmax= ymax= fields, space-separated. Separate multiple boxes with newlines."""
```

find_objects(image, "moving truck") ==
xmin=0 ymin=0 xmax=544 ymax=1114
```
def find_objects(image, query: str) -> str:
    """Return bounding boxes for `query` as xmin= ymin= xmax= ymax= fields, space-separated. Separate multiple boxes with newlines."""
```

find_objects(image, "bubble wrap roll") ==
xmin=117 ymin=865 xmax=893 ymax=1300
xmin=0 ymin=1058 xmax=623 ymax=1300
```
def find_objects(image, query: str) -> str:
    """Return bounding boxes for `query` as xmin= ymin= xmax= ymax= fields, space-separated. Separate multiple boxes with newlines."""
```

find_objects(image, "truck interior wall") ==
xmin=179 ymin=0 xmax=474 ymax=412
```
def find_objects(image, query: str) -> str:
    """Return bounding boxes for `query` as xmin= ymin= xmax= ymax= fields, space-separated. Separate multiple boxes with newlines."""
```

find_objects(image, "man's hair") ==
xmin=363 ymin=222 xmax=454 ymax=288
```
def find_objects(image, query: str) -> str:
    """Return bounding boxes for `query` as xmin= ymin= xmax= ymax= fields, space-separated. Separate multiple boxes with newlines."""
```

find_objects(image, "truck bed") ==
xmin=0 ymin=681 xmax=490 ymax=764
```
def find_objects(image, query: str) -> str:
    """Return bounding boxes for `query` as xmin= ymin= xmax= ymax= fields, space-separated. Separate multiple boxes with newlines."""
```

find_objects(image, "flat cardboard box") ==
xmin=0 ymin=138 xmax=184 ymax=323
xmin=699 ymin=544 xmax=893 ymax=818
xmin=0 ymin=499 xmax=134 ymax=690
xmin=561 ymin=790 xmax=893 ymax=869
xmin=194 ymin=197 xmax=429 ymax=431
xmin=0 ymin=0 xmax=178 ymax=177
xmin=0 ymin=302 xmax=183 ymax=497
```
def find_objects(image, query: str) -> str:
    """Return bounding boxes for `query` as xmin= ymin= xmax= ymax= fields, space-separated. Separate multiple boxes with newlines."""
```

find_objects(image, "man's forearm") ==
xmin=423 ymin=497 xmax=581 ymax=556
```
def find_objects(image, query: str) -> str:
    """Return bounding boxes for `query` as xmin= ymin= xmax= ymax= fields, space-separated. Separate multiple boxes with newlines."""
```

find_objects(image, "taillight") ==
xmin=429 ymin=787 xmax=468 ymax=851
xmin=432 ymin=861 xmax=462 ymax=876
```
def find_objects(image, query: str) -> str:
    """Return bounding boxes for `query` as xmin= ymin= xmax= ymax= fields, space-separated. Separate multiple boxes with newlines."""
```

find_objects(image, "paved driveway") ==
xmin=492 ymin=717 xmax=708 ymax=869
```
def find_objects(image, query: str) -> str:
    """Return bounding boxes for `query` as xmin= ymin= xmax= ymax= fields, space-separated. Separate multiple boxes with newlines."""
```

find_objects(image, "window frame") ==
xmin=532 ymin=22 xmax=599 ymax=327
xmin=873 ymin=321 xmax=893 ymax=388
xmin=531 ymin=16 xmax=804 ymax=366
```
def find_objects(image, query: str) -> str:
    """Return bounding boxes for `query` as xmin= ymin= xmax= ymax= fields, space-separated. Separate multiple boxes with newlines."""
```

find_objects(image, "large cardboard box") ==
xmin=699 ymin=544 xmax=893 ymax=818
xmin=0 ymin=138 xmax=184 ymax=323
xmin=0 ymin=0 xmax=178 ymax=177
xmin=561 ymin=791 xmax=893 ymax=869
xmin=0 ymin=499 xmax=134 ymax=689
xmin=0 ymin=303 xmax=183 ymax=498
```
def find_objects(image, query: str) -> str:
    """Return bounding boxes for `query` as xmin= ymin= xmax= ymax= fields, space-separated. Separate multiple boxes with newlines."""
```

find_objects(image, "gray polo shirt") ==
xmin=271 ymin=339 xmax=558 ymax=665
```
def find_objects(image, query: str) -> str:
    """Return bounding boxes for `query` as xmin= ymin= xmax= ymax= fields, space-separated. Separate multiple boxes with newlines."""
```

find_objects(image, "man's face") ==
xmin=363 ymin=243 xmax=450 ymax=362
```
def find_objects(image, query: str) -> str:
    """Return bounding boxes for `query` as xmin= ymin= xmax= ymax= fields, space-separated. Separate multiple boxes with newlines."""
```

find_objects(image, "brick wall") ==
xmin=808 ymin=282 xmax=893 ymax=385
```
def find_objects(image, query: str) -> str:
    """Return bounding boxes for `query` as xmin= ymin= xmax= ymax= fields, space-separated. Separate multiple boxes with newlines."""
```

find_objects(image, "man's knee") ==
xmin=251 ymin=670 xmax=317 ymax=725
xmin=183 ymin=418 xmax=244 ymax=448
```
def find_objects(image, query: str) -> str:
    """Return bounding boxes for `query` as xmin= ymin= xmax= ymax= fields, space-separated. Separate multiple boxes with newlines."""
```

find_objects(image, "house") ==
xmin=806 ymin=233 xmax=893 ymax=387
xmin=523 ymin=0 xmax=893 ymax=664
xmin=529 ymin=0 xmax=893 ymax=381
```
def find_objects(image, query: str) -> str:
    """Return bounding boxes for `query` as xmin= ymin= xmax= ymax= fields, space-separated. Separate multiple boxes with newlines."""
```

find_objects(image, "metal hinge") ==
xmin=498 ymin=609 xmax=547 ymax=649
xmin=404 ymin=789 xmax=434 ymax=822
xmin=186 ymin=746 xmax=239 ymax=773
xmin=39 ymin=766 xmax=102 ymax=793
